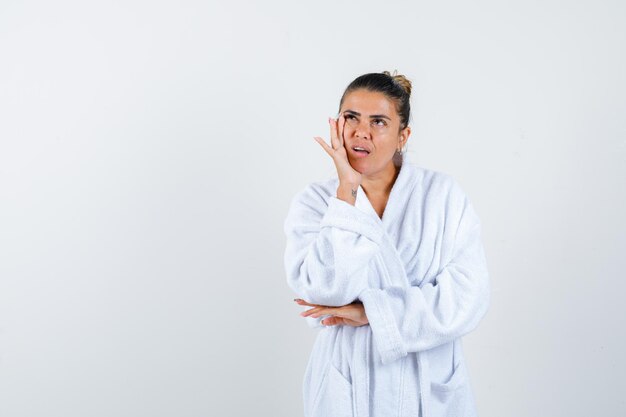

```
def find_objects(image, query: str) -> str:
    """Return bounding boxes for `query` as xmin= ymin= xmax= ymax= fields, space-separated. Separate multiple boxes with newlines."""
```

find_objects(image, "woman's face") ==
xmin=339 ymin=88 xmax=410 ymax=175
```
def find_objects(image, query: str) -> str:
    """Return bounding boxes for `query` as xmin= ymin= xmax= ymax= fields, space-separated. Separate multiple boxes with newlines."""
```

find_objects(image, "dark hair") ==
xmin=338 ymin=70 xmax=412 ymax=130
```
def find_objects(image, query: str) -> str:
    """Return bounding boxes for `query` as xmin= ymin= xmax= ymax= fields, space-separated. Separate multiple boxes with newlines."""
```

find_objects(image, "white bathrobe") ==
xmin=283 ymin=158 xmax=490 ymax=417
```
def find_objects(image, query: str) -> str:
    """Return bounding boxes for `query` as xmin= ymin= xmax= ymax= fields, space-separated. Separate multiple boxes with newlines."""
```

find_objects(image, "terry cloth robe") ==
xmin=283 ymin=159 xmax=491 ymax=417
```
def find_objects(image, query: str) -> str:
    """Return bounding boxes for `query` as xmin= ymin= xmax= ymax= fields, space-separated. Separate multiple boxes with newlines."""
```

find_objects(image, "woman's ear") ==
xmin=399 ymin=126 xmax=411 ymax=148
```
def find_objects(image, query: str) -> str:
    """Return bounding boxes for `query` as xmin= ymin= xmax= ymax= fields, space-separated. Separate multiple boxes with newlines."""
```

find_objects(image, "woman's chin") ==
xmin=348 ymin=156 xmax=391 ymax=177
xmin=347 ymin=158 xmax=367 ymax=172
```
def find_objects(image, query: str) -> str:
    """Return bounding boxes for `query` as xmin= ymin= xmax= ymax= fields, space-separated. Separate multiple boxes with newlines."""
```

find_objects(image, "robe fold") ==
xmin=283 ymin=158 xmax=490 ymax=417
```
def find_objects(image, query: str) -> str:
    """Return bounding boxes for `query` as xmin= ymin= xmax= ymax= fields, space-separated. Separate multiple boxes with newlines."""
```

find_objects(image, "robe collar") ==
xmin=353 ymin=157 xmax=416 ymax=230
xmin=347 ymin=158 xmax=432 ymax=417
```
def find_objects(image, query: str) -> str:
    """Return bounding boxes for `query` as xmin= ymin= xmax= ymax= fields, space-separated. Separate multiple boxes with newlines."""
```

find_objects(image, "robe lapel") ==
xmin=353 ymin=161 xmax=417 ymax=290
xmin=348 ymin=161 xmax=432 ymax=417
xmin=355 ymin=162 xmax=431 ymax=417
xmin=355 ymin=161 xmax=412 ymax=221
xmin=354 ymin=185 xmax=381 ymax=222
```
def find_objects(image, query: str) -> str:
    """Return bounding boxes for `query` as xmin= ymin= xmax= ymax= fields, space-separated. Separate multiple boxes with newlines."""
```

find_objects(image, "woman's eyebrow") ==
xmin=343 ymin=109 xmax=391 ymax=120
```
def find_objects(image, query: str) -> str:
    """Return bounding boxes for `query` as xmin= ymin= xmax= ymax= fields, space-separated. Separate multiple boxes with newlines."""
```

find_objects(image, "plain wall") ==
xmin=1 ymin=0 xmax=625 ymax=416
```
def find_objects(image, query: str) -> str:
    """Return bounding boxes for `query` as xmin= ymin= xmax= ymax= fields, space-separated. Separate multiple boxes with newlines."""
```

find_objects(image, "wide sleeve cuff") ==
xmin=304 ymin=315 xmax=323 ymax=329
xmin=320 ymin=196 xmax=384 ymax=245
xmin=358 ymin=287 xmax=408 ymax=365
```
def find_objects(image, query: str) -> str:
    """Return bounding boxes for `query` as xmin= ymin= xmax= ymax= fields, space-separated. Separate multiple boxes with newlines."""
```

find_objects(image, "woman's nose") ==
xmin=355 ymin=121 xmax=371 ymax=139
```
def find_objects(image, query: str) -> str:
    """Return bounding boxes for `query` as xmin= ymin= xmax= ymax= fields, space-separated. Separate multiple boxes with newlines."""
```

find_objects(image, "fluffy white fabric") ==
xmin=284 ymin=161 xmax=490 ymax=417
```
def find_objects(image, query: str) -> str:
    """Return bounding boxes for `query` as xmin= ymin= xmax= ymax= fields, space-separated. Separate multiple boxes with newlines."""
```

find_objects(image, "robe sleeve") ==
xmin=358 ymin=181 xmax=491 ymax=364
xmin=284 ymin=186 xmax=384 ymax=307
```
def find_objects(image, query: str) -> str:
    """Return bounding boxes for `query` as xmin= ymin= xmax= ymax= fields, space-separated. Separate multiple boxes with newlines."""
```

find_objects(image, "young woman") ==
xmin=284 ymin=71 xmax=491 ymax=417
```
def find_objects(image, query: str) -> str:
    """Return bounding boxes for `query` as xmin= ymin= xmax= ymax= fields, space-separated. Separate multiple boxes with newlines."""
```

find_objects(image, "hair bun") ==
xmin=383 ymin=69 xmax=412 ymax=97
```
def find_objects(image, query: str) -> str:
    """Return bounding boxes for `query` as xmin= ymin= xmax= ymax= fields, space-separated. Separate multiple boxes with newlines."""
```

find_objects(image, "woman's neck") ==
xmin=361 ymin=161 xmax=400 ymax=197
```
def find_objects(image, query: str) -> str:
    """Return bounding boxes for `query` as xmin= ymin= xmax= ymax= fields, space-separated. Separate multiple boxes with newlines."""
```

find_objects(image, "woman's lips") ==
xmin=350 ymin=148 xmax=370 ymax=158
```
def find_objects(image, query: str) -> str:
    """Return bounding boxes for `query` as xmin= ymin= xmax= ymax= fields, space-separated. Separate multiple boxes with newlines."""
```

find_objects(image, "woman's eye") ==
xmin=373 ymin=119 xmax=386 ymax=126
xmin=344 ymin=114 xmax=359 ymax=125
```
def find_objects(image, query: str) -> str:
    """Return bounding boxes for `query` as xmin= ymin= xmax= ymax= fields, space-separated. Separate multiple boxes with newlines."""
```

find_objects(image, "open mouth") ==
xmin=351 ymin=147 xmax=370 ymax=155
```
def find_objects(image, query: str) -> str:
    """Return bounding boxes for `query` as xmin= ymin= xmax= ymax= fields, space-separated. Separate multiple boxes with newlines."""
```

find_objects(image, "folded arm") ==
xmin=358 ymin=183 xmax=491 ymax=364
xmin=284 ymin=186 xmax=384 ymax=307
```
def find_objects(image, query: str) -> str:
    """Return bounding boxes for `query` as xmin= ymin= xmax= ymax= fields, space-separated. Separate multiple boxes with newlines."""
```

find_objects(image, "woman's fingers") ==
xmin=338 ymin=114 xmax=345 ymax=148
xmin=313 ymin=136 xmax=332 ymax=157
xmin=321 ymin=316 xmax=340 ymax=326
xmin=303 ymin=305 xmax=340 ymax=318
xmin=315 ymin=116 xmax=351 ymax=166
xmin=312 ymin=115 xmax=362 ymax=188
xmin=294 ymin=298 xmax=317 ymax=307
xmin=321 ymin=316 xmax=360 ymax=326
xmin=329 ymin=116 xmax=339 ymax=150
xmin=293 ymin=299 xmax=368 ymax=326
xmin=314 ymin=304 xmax=370 ymax=326
xmin=300 ymin=306 xmax=326 ymax=317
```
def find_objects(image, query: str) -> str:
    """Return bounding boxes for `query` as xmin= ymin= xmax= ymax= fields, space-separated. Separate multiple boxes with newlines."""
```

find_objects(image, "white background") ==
xmin=1 ymin=1 xmax=625 ymax=416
